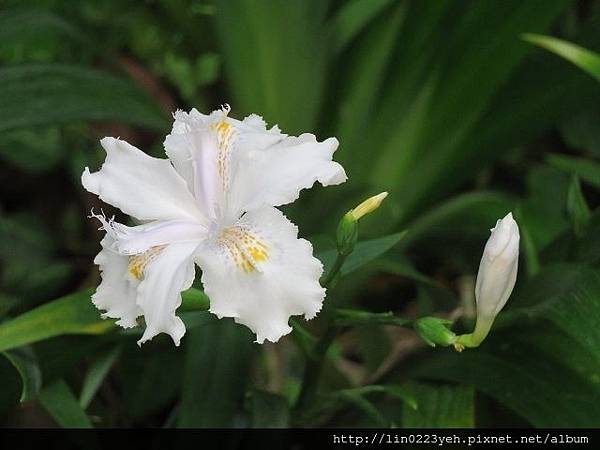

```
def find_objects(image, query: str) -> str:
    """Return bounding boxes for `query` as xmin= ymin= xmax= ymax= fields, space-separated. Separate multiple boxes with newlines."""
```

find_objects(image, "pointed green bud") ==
xmin=336 ymin=212 xmax=359 ymax=256
xmin=336 ymin=192 xmax=388 ymax=256
xmin=414 ymin=317 xmax=457 ymax=347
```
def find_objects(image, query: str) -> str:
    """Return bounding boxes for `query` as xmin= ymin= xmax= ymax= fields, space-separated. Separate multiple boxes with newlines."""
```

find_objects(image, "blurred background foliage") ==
xmin=1 ymin=0 xmax=600 ymax=429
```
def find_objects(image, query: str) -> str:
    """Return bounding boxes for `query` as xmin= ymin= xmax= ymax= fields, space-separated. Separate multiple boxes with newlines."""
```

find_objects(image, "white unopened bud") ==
xmin=455 ymin=212 xmax=519 ymax=350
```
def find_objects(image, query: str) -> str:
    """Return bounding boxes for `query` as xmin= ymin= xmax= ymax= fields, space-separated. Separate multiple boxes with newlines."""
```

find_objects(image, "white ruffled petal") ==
xmin=92 ymin=213 xmax=207 ymax=255
xmin=164 ymin=108 xmax=347 ymax=221
xmin=227 ymin=131 xmax=346 ymax=217
xmin=136 ymin=241 xmax=199 ymax=346
xmin=164 ymin=112 xmax=221 ymax=220
xmin=228 ymin=112 xmax=346 ymax=214
xmin=196 ymin=206 xmax=325 ymax=343
xmin=92 ymin=234 xmax=141 ymax=328
xmin=82 ymin=137 xmax=206 ymax=224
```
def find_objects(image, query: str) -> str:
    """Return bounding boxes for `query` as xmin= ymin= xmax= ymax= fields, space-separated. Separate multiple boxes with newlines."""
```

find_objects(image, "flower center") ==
xmin=128 ymin=245 xmax=166 ymax=280
xmin=219 ymin=226 xmax=269 ymax=273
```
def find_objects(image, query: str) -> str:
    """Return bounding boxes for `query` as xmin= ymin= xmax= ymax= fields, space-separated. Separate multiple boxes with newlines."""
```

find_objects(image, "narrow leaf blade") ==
xmin=523 ymin=33 xmax=600 ymax=82
xmin=39 ymin=379 xmax=93 ymax=428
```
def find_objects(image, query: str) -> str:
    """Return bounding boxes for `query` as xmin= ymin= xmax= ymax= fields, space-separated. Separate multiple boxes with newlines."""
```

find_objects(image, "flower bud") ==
xmin=349 ymin=192 xmax=388 ymax=221
xmin=414 ymin=317 xmax=457 ymax=347
xmin=454 ymin=212 xmax=520 ymax=350
xmin=336 ymin=213 xmax=359 ymax=256
xmin=336 ymin=192 xmax=388 ymax=256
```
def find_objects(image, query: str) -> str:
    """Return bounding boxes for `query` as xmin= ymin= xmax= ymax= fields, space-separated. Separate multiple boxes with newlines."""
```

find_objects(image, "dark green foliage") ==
xmin=1 ymin=0 xmax=600 ymax=429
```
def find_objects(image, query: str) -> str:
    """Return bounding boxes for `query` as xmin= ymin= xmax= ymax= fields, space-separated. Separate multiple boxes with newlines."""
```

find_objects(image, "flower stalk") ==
xmin=294 ymin=193 xmax=388 ymax=413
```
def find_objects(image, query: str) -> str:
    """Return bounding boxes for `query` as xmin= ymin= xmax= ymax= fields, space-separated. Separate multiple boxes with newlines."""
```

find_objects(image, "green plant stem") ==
xmin=294 ymin=324 xmax=339 ymax=413
xmin=294 ymin=252 xmax=347 ymax=413
xmin=453 ymin=316 xmax=494 ymax=350
xmin=321 ymin=252 xmax=347 ymax=287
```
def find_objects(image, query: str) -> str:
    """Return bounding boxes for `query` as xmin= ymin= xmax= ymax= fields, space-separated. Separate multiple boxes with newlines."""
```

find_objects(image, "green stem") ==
xmin=335 ymin=309 xmax=411 ymax=328
xmin=294 ymin=324 xmax=339 ymax=413
xmin=453 ymin=316 xmax=494 ymax=350
xmin=294 ymin=252 xmax=347 ymax=413
xmin=321 ymin=252 xmax=347 ymax=287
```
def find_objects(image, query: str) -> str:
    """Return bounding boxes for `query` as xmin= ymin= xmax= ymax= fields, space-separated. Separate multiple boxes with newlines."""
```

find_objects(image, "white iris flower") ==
xmin=82 ymin=106 xmax=347 ymax=345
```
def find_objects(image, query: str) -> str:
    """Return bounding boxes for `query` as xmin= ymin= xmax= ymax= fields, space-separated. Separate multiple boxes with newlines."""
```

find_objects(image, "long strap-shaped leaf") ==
xmin=0 ymin=65 xmax=168 ymax=133
xmin=523 ymin=33 xmax=600 ymax=82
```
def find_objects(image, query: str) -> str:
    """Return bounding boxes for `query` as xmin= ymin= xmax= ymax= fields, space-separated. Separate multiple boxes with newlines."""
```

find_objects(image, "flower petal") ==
xmin=196 ymin=205 xmax=325 ymax=343
xmin=227 ymin=129 xmax=347 ymax=217
xmin=165 ymin=108 xmax=347 ymax=221
xmin=82 ymin=137 xmax=206 ymax=224
xmin=164 ymin=112 xmax=221 ymax=220
xmin=92 ymin=212 xmax=207 ymax=255
xmin=92 ymin=234 xmax=141 ymax=328
xmin=136 ymin=241 xmax=199 ymax=346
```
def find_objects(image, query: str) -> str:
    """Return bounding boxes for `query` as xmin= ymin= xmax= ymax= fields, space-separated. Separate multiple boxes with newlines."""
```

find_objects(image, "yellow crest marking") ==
xmin=128 ymin=245 xmax=166 ymax=280
xmin=219 ymin=227 xmax=269 ymax=273
xmin=209 ymin=108 xmax=236 ymax=192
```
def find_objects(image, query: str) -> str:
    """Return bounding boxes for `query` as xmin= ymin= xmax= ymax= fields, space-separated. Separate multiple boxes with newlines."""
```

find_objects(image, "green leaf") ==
xmin=330 ymin=0 xmax=396 ymax=54
xmin=325 ymin=385 xmax=417 ymax=426
xmin=381 ymin=385 xmax=419 ymax=411
xmin=401 ymin=383 xmax=474 ymax=427
xmin=0 ymin=289 xmax=113 ymax=353
xmin=35 ymin=336 xmax=105 ymax=385
xmin=523 ymin=33 xmax=600 ymax=82
xmin=402 ymin=192 xmax=515 ymax=247
xmin=0 ymin=287 xmax=210 ymax=352
xmin=333 ymin=1 xmax=407 ymax=149
xmin=318 ymin=232 xmax=406 ymax=276
xmin=571 ymin=211 xmax=600 ymax=265
xmin=0 ymin=8 xmax=85 ymax=44
xmin=514 ymin=207 xmax=540 ymax=276
xmin=0 ymin=356 xmax=20 ymax=414
xmin=0 ymin=127 xmax=63 ymax=173
xmin=332 ymin=389 xmax=387 ymax=426
xmin=338 ymin=0 xmax=451 ymax=183
xmin=2 ymin=347 xmax=42 ymax=402
xmin=518 ymin=165 xmax=570 ymax=253
xmin=118 ymin=344 xmax=184 ymax=420
xmin=215 ymin=0 xmax=328 ymax=133
xmin=411 ymin=343 xmax=599 ymax=427
xmin=341 ymin=231 xmax=407 ymax=274
xmin=567 ymin=175 xmax=591 ymax=237
xmin=499 ymin=264 xmax=600 ymax=360
xmin=548 ymin=153 xmax=600 ymax=190
xmin=428 ymin=20 xmax=600 ymax=224
xmin=560 ymin=111 xmax=600 ymax=157
xmin=373 ymin=255 xmax=442 ymax=287
xmin=0 ymin=64 xmax=168 ymax=133
xmin=528 ymin=271 xmax=600 ymax=356
xmin=39 ymin=379 xmax=93 ymax=428
xmin=249 ymin=390 xmax=290 ymax=428
xmin=0 ymin=213 xmax=72 ymax=304
xmin=79 ymin=346 xmax=121 ymax=409
xmin=178 ymin=318 xmax=255 ymax=427
xmin=367 ymin=0 xmax=570 ymax=220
